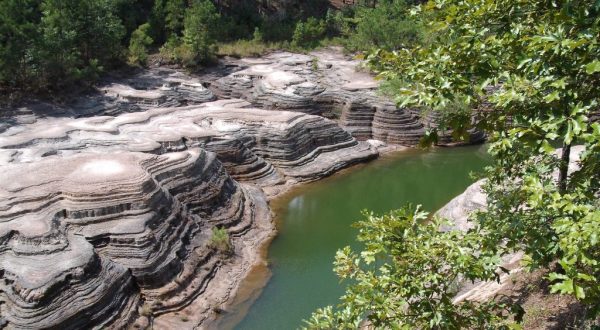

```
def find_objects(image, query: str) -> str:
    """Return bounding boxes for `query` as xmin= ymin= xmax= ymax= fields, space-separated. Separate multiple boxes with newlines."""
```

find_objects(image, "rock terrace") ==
xmin=0 ymin=48 xmax=480 ymax=329
xmin=0 ymin=98 xmax=376 ymax=328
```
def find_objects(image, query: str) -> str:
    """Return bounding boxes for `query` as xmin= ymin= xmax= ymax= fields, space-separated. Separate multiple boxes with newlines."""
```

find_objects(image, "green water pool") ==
xmin=235 ymin=145 xmax=490 ymax=329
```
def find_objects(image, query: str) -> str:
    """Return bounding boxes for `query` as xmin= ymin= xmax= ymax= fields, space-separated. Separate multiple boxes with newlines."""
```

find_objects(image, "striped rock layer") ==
xmin=0 ymin=99 xmax=377 ymax=329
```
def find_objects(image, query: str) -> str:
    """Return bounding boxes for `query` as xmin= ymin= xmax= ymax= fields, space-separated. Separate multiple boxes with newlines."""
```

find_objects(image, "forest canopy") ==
xmin=0 ymin=0 xmax=423 ymax=96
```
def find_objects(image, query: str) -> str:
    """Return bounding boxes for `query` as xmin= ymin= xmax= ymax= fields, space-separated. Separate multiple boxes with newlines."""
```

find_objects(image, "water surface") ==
xmin=236 ymin=145 xmax=489 ymax=329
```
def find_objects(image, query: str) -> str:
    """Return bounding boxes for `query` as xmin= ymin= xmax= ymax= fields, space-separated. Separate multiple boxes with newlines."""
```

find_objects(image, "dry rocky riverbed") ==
xmin=0 ymin=48 xmax=481 ymax=329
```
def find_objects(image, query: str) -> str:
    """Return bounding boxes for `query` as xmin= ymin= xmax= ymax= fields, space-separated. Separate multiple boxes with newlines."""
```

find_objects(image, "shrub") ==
xmin=304 ymin=206 xmax=522 ymax=329
xmin=291 ymin=17 xmax=327 ymax=49
xmin=128 ymin=23 xmax=153 ymax=66
xmin=158 ymin=36 xmax=181 ymax=62
xmin=139 ymin=303 xmax=152 ymax=316
xmin=209 ymin=227 xmax=232 ymax=255
xmin=252 ymin=27 xmax=263 ymax=43
xmin=181 ymin=0 xmax=219 ymax=66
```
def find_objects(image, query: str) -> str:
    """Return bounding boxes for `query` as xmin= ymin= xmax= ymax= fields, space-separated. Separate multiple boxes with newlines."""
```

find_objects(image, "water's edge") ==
xmin=216 ymin=145 xmax=489 ymax=329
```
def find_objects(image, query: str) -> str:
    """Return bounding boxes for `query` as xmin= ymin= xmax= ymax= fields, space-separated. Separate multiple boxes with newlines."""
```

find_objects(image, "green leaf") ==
xmin=539 ymin=140 xmax=555 ymax=154
xmin=543 ymin=91 xmax=561 ymax=103
xmin=575 ymin=285 xmax=586 ymax=299
xmin=551 ymin=278 xmax=574 ymax=294
xmin=565 ymin=120 xmax=574 ymax=144
xmin=585 ymin=60 xmax=600 ymax=74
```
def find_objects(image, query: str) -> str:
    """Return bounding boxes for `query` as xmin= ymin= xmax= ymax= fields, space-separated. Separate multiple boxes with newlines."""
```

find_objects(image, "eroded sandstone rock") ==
xmin=0 ymin=69 xmax=215 ymax=130
xmin=211 ymin=49 xmax=483 ymax=146
xmin=0 ymin=149 xmax=269 ymax=329
xmin=0 ymin=98 xmax=377 ymax=328
xmin=0 ymin=99 xmax=377 ymax=187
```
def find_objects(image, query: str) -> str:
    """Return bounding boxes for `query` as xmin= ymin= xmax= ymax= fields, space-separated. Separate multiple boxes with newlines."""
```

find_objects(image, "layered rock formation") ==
xmin=0 ymin=96 xmax=377 ymax=328
xmin=0 ymin=99 xmax=376 ymax=187
xmin=210 ymin=50 xmax=442 ymax=145
xmin=0 ymin=47 xmax=485 ymax=329
xmin=0 ymin=69 xmax=215 ymax=130
xmin=0 ymin=149 xmax=269 ymax=328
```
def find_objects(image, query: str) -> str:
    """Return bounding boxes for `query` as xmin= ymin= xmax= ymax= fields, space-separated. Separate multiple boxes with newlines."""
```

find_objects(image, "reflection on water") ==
xmin=235 ymin=145 xmax=489 ymax=329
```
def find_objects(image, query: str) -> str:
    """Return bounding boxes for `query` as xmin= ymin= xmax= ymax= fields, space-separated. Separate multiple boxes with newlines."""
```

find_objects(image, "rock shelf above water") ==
xmin=0 ymin=99 xmax=377 ymax=186
xmin=0 ymin=97 xmax=378 ymax=329
xmin=0 ymin=149 xmax=268 ymax=329
xmin=211 ymin=49 xmax=477 ymax=145
xmin=0 ymin=48 xmax=484 ymax=329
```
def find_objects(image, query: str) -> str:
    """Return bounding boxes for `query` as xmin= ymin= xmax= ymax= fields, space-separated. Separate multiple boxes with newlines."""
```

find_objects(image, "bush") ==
xmin=252 ymin=27 xmax=263 ymax=43
xmin=340 ymin=0 xmax=424 ymax=52
xmin=181 ymin=0 xmax=219 ymax=66
xmin=304 ymin=206 xmax=522 ymax=329
xmin=209 ymin=227 xmax=232 ymax=255
xmin=158 ymin=36 xmax=182 ymax=63
xmin=128 ymin=23 xmax=153 ymax=66
xmin=291 ymin=17 xmax=327 ymax=49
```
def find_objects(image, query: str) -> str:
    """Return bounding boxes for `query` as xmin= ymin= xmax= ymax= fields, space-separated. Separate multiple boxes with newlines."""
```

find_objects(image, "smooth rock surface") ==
xmin=0 ymin=99 xmax=377 ymax=187
xmin=0 ymin=69 xmax=215 ymax=133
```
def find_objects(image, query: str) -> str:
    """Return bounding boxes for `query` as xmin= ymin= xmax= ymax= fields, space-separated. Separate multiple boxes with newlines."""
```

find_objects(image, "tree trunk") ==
xmin=558 ymin=142 xmax=571 ymax=194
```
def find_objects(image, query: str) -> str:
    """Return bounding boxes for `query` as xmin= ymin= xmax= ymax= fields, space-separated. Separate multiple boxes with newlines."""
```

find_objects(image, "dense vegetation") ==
xmin=0 ymin=0 xmax=424 ymax=96
xmin=0 ymin=0 xmax=322 ymax=93
xmin=306 ymin=0 xmax=600 ymax=328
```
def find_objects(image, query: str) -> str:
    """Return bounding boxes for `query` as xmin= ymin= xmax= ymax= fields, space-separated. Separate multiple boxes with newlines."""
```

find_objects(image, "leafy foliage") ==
xmin=128 ymin=23 xmax=153 ymax=66
xmin=181 ymin=0 xmax=219 ymax=66
xmin=308 ymin=0 xmax=600 ymax=326
xmin=39 ymin=0 xmax=125 ymax=86
xmin=0 ymin=0 xmax=339 ymax=93
xmin=345 ymin=0 xmax=424 ymax=52
xmin=359 ymin=0 xmax=600 ymax=320
xmin=157 ymin=0 xmax=219 ymax=68
xmin=304 ymin=206 xmax=521 ymax=329
xmin=209 ymin=227 xmax=232 ymax=256
xmin=0 ymin=0 xmax=41 ymax=88
xmin=292 ymin=17 xmax=327 ymax=49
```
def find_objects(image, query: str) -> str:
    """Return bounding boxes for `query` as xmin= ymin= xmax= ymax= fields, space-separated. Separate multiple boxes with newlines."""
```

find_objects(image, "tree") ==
xmin=0 ymin=0 xmax=41 ymax=88
xmin=345 ymin=0 xmax=424 ymax=52
xmin=305 ymin=206 xmax=521 ymax=329
xmin=310 ymin=0 xmax=600 ymax=325
xmin=370 ymin=0 xmax=600 ymax=310
xmin=39 ymin=0 xmax=125 ymax=86
xmin=164 ymin=0 xmax=186 ymax=37
xmin=182 ymin=0 xmax=219 ymax=65
xmin=291 ymin=17 xmax=327 ymax=49
xmin=128 ymin=23 xmax=153 ymax=66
